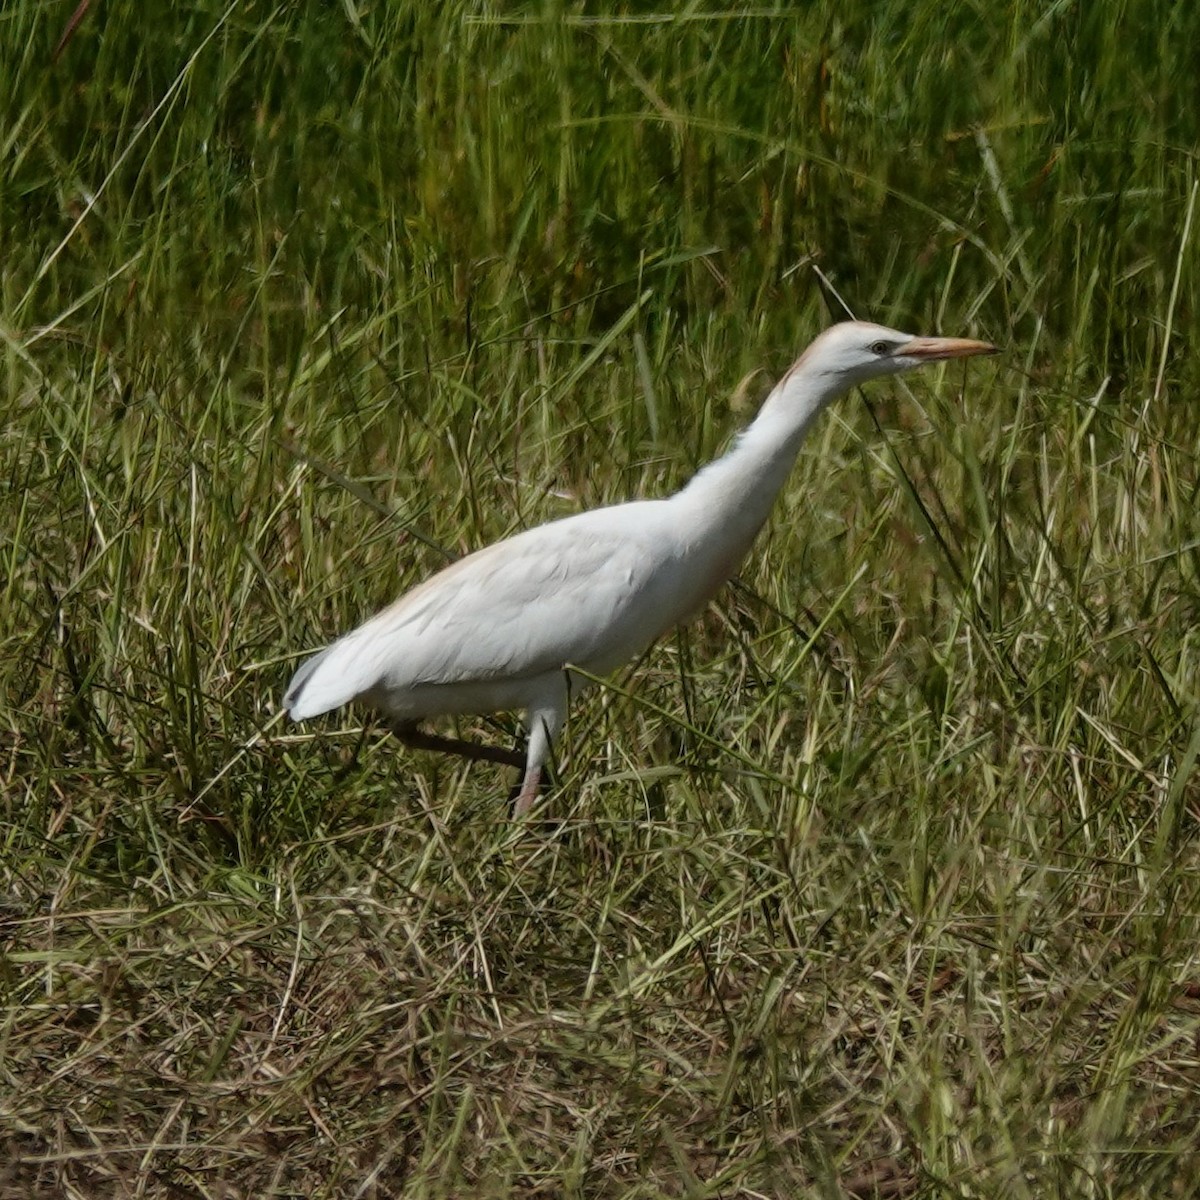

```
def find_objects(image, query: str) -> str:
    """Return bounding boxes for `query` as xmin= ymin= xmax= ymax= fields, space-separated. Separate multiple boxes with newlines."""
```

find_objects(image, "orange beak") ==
xmin=897 ymin=336 xmax=999 ymax=361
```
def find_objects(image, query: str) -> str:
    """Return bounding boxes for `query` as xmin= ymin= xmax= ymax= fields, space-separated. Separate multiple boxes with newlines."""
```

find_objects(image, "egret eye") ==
xmin=869 ymin=340 xmax=891 ymax=355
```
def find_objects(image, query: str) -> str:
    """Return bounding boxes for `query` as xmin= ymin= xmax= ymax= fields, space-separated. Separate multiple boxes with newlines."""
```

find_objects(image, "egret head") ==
xmin=803 ymin=320 xmax=998 ymax=389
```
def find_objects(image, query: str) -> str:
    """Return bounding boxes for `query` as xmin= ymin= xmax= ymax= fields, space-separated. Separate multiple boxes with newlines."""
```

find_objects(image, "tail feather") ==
xmin=284 ymin=647 xmax=331 ymax=718
xmin=285 ymin=631 xmax=382 ymax=720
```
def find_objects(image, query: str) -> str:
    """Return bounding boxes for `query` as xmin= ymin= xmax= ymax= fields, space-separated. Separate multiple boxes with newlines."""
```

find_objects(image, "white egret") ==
xmin=286 ymin=321 xmax=996 ymax=814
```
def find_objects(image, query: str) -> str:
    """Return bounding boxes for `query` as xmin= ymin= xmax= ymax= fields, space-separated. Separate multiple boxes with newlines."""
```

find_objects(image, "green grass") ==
xmin=3 ymin=1 xmax=1200 ymax=1196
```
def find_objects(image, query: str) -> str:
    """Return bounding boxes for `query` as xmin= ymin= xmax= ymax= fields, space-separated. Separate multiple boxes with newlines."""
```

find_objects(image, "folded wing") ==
xmin=285 ymin=505 xmax=672 ymax=719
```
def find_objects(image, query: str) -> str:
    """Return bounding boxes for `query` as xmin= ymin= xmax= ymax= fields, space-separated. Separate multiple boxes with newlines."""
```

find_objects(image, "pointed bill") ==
xmin=897 ymin=336 xmax=998 ymax=361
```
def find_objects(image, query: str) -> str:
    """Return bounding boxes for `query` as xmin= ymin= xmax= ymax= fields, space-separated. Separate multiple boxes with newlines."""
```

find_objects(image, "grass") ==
xmin=3 ymin=1 xmax=1200 ymax=1195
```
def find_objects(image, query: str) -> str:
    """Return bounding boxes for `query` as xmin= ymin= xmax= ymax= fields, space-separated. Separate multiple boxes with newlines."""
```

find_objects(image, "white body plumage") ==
xmin=285 ymin=321 xmax=996 ymax=813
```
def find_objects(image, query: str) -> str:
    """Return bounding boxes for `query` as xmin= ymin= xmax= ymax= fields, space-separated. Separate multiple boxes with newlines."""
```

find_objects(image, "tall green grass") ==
xmin=3 ymin=2 xmax=1199 ymax=1196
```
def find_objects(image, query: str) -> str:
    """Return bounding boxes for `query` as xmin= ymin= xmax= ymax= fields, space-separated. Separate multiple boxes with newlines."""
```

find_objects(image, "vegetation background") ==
xmin=3 ymin=1 xmax=1199 ymax=1196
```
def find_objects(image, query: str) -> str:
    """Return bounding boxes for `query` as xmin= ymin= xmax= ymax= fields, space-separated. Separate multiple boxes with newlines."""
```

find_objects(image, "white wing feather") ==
xmin=285 ymin=502 xmax=684 ymax=719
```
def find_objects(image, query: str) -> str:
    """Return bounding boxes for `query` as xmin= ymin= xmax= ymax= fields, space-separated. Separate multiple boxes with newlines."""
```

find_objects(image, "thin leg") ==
xmin=512 ymin=764 xmax=542 ymax=817
xmin=391 ymin=722 xmax=524 ymax=769
xmin=512 ymin=690 xmax=565 ymax=818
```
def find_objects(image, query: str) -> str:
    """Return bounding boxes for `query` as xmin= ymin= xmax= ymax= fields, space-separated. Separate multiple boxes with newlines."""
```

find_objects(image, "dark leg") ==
xmin=391 ymin=722 xmax=525 ymax=769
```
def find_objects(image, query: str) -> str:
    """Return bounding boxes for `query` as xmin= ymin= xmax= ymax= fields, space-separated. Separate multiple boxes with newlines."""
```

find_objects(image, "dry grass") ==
xmin=4 ymin=1 xmax=1200 ymax=1196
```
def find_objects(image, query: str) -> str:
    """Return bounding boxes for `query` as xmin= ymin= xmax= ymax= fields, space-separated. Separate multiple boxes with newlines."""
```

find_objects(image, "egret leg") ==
xmin=512 ymin=688 xmax=566 ymax=818
xmin=391 ymin=723 xmax=524 ymax=768
xmin=512 ymin=764 xmax=542 ymax=818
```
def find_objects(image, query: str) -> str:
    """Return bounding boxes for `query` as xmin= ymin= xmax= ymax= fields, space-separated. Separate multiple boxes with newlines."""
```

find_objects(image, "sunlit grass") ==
xmin=3 ymin=1 xmax=1200 ymax=1196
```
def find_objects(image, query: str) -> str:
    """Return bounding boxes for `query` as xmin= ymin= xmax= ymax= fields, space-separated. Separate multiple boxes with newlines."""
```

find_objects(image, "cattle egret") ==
xmin=286 ymin=321 xmax=996 ymax=814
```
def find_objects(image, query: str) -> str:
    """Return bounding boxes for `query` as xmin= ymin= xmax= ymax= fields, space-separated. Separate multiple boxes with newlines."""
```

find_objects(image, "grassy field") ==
xmin=3 ymin=1 xmax=1200 ymax=1196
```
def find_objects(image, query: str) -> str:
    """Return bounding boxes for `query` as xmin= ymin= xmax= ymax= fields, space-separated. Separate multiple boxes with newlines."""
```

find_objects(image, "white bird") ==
xmin=286 ymin=321 xmax=996 ymax=814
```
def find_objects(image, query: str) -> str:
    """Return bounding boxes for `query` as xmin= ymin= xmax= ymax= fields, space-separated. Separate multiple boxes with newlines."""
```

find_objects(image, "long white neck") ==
xmin=669 ymin=357 xmax=844 ymax=561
